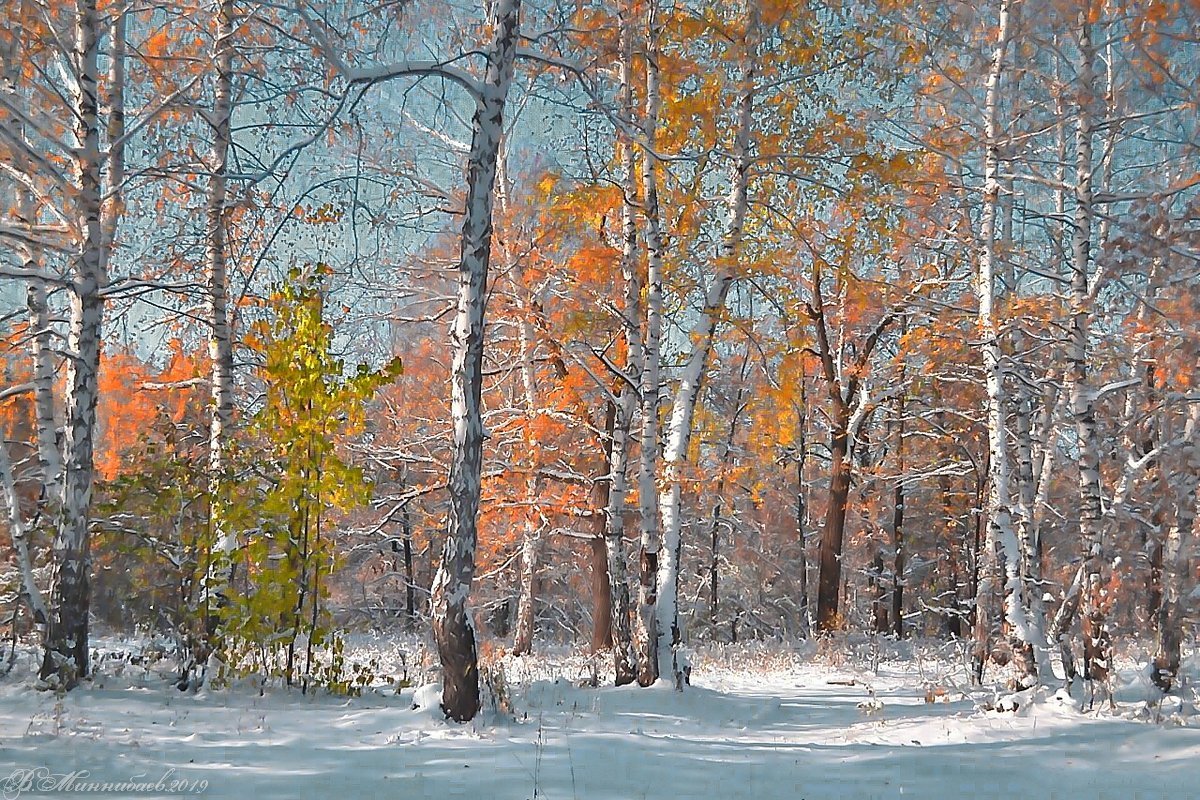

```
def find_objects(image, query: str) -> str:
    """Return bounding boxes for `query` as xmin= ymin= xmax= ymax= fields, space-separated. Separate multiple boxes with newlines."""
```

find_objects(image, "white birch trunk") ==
xmin=40 ymin=0 xmax=105 ymax=688
xmin=205 ymin=0 xmax=238 ymax=578
xmin=5 ymin=40 xmax=62 ymax=502
xmin=1066 ymin=3 xmax=1111 ymax=690
xmin=197 ymin=0 xmax=238 ymax=666
xmin=0 ymin=440 xmax=48 ymax=626
xmin=510 ymin=208 xmax=542 ymax=656
xmin=655 ymin=13 xmax=756 ymax=685
xmin=600 ymin=16 xmax=641 ymax=685
xmin=1012 ymin=387 xmax=1052 ymax=677
xmin=26 ymin=275 xmax=61 ymax=504
xmin=1151 ymin=404 xmax=1200 ymax=692
xmin=430 ymin=0 xmax=520 ymax=723
xmin=634 ymin=1 xmax=665 ymax=686
xmin=973 ymin=0 xmax=1037 ymax=684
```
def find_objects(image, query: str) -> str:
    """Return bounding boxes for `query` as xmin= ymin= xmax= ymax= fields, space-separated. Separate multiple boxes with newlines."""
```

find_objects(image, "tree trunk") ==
xmin=707 ymin=389 xmax=743 ymax=632
xmin=510 ymin=208 xmax=545 ymax=658
xmin=589 ymin=402 xmax=616 ymax=654
xmin=26 ymin=276 xmax=60 ymax=503
xmin=1151 ymin=406 xmax=1199 ymax=692
xmin=603 ymin=389 xmax=636 ymax=684
xmin=655 ymin=8 xmax=756 ymax=685
xmin=511 ymin=512 xmax=540 ymax=656
xmin=401 ymin=499 xmax=416 ymax=628
xmin=430 ymin=0 xmax=520 ymax=723
xmin=871 ymin=552 xmax=888 ymax=634
xmin=1013 ymin=386 xmax=1051 ymax=676
xmin=891 ymin=464 xmax=905 ymax=639
xmin=634 ymin=0 xmax=666 ymax=687
xmin=816 ymin=404 xmax=851 ymax=632
xmin=796 ymin=376 xmax=811 ymax=636
xmin=2 ymin=42 xmax=60 ymax=503
xmin=0 ymin=440 xmax=48 ymax=627
xmin=972 ymin=0 xmax=1037 ymax=686
xmin=600 ymin=16 xmax=643 ymax=685
xmin=1066 ymin=3 xmax=1111 ymax=693
xmin=196 ymin=0 xmax=238 ymax=677
xmin=891 ymin=333 xmax=906 ymax=639
xmin=40 ymin=0 xmax=105 ymax=689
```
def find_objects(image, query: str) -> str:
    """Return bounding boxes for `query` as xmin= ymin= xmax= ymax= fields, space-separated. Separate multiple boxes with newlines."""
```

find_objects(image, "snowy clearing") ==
xmin=2 ymin=639 xmax=1198 ymax=799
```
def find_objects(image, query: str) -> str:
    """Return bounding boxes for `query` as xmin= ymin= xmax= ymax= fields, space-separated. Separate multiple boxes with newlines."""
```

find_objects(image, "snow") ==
xmin=1 ymin=638 xmax=1198 ymax=799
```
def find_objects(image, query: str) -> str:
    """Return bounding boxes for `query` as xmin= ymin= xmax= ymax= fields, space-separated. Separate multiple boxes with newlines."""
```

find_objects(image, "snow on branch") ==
xmin=296 ymin=2 xmax=482 ymax=100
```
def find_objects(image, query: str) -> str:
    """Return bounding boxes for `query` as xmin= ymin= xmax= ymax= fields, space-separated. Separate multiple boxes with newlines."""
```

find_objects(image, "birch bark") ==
xmin=634 ymin=0 xmax=665 ymax=686
xmin=204 ymin=0 xmax=238 ymax=593
xmin=971 ymin=0 xmax=1038 ymax=685
xmin=1065 ymin=2 xmax=1112 ymax=692
xmin=654 ymin=8 xmax=756 ymax=684
xmin=430 ymin=0 xmax=521 ymax=722
xmin=40 ymin=0 xmax=106 ymax=688
xmin=1151 ymin=404 xmax=1200 ymax=692
xmin=599 ymin=15 xmax=642 ymax=686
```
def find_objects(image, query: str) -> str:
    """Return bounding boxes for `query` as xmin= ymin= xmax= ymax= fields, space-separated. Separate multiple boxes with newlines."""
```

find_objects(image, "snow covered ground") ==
xmin=1 ymin=637 xmax=1198 ymax=799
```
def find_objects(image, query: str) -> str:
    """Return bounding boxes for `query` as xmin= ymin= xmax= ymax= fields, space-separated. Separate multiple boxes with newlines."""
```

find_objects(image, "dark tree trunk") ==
xmin=1146 ymin=532 xmax=1163 ymax=630
xmin=402 ymin=505 xmax=415 ymax=629
xmin=796 ymin=377 xmax=810 ymax=635
xmin=871 ymin=552 xmax=888 ymax=634
xmin=891 ymin=481 xmax=905 ymax=639
xmin=816 ymin=406 xmax=851 ymax=632
xmin=709 ymin=495 xmax=721 ymax=628
xmin=589 ymin=402 xmax=616 ymax=653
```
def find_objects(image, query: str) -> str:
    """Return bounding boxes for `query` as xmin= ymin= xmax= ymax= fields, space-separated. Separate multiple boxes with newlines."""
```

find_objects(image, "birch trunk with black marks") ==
xmin=40 ymin=0 xmax=105 ymax=688
xmin=633 ymin=0 xmax=666 ymax=687
xmin=201 ymin=0 xmax=238 ymax=645
xmin=0 ymin=440 xmax=48 ymax=627
xmin=1012 ymin=385 xmax=1051 ymax=677
xmin=510 ymin=247 xmax=543 ymax=657
xmin=0 ymin=44 xmax=52 ymax=500
xmin=655 ymin=12 xmax=755 ymax=685
xmin=26 ymin=280 xmax=61 ymax=502
xmin=600 ymin=17 xmax=642 ymax=685
xmin=1065 ymin=4 xmax=1111 ymax=693
xmin=1151 ymin=405 xmax=1199 ymax=692
xmin=971 ymin=0 xmax=1037 ymax=686
xmin=510 ymin=510 xmax=539 ymax=656
xmin=430 ymin=0 xmax=520 ymax=723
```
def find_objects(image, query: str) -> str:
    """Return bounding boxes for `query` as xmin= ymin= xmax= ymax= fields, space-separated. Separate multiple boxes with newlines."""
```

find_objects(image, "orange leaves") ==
xmin=145 ymin=31 xmax=171 ymax=60
xmin=95 ymin=341 xmax=206 ymax=481
xmin=0 ymin=326 xmax=35 ymax=444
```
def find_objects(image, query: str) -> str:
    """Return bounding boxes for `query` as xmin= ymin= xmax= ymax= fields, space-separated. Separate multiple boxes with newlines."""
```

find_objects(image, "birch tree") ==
xmin=300 ymin=0 xmax=521 ymax=720
xmin=198 ymin=0 xmax=239 ymax=671
xmin=652 ymin=4 xmax=757 ymax=686
xmin=0 ymin=0 xmax=120 ymax=688
xmin=428 ymin=0 xmax=520 ymax=721
xmin=633 ymin=0 xmax=666 ymax=688
xmin=971 ymin=0 xmax=1039 ymax=686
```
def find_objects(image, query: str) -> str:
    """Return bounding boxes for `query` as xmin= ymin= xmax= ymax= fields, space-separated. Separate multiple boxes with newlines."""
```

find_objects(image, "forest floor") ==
xmin=1 ymin=635 xmax=1198 ymax=799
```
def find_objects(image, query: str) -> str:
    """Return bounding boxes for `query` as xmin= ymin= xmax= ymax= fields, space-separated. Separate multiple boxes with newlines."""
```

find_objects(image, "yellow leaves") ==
xmin=293 ymin=202 xmax=344 ymax=226
xmin=533 ymin=171 xmax=559 ymax=201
